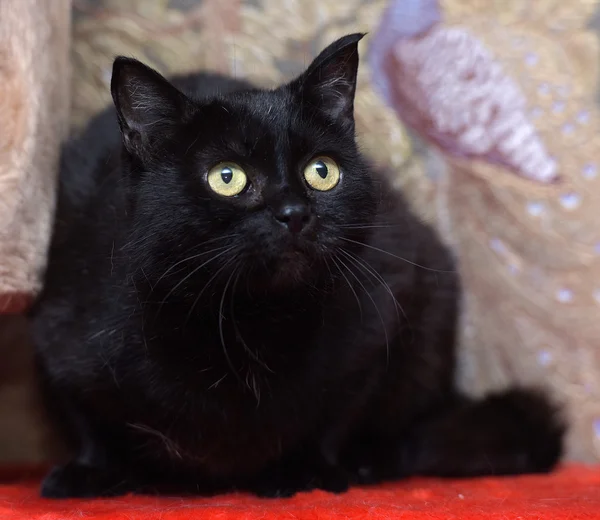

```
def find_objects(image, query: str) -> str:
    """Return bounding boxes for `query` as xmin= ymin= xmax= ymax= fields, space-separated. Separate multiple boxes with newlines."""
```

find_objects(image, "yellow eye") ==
xmin=207 ymin=162 xmax=248 ymax=197
xmin=303 ymin=156 xmax=340 ymax=191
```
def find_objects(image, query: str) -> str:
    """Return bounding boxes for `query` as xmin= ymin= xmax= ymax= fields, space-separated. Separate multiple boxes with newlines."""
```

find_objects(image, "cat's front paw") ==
xmin=253 ymin=483 xmax=302 ymax=499
xmin=317 ymin=466 xmax=350 ymax=494
xmin=250 ymin=472 xmax=314 ymax=499
xmin=251 ymin=467 xmax=349 ymax=497
xmin=41 ymin=461 xmax=129 ymax=498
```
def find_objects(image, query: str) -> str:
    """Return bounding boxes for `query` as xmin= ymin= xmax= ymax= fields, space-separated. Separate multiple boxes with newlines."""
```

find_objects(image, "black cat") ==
xmin=30 ymin=33 xmax=563 ymax=499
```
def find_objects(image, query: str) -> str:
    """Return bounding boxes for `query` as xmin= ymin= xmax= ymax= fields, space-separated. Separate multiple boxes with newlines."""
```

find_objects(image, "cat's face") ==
xmin=112 ymin=34 xmax=377 ymax=289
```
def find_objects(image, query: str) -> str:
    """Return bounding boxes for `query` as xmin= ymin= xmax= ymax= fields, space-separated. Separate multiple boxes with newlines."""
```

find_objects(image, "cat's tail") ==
xmin=399 ymin=388 xmax=564 ymax=478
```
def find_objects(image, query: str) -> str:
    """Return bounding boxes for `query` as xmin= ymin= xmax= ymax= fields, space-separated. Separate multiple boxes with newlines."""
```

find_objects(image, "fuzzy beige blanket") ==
xmin=0 ymin=0 xmax=71 ymax=314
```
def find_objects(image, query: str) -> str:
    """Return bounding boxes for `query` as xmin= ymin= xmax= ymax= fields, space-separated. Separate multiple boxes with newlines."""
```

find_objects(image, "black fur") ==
xmin=30 ymin=33 xmax=564 ymax=499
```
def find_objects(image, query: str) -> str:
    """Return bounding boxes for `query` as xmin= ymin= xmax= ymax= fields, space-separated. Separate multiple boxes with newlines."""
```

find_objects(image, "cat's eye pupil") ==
xmin=221 ymin=167 xmax=233 ymax=184
xmin=315 ymin=161 xmax=328 ymax=179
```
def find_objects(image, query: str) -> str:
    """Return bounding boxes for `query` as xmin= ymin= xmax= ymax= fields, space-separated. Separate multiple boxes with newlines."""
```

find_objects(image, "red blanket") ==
xmin=1 ymin=465 xmax=599 ymax=519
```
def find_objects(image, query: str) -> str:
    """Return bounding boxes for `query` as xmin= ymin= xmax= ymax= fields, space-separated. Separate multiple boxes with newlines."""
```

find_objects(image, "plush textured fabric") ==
xmin=1 ymin=465 xmax=599 ymax=519
xmin=0 ymin=0 xmax=71 ymax=313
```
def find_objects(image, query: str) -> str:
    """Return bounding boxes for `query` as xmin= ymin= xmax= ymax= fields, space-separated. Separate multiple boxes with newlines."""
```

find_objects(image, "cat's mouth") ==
xmin=240 ymin=226 xmax=327 ymax=288
xmin=251 ymin=243 xmax=320 ymax=289
xmin=269 ymin=256 xmax=313 ymax=287
xmin=279 ymin=247 xmax=307 ymax=261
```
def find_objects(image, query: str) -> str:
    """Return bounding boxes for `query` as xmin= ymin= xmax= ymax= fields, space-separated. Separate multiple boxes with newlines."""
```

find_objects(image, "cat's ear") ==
xmin=111 ymin=57 xmax=188 ymax=157
xmin=293 ymin=33 xmax=364 ymax=129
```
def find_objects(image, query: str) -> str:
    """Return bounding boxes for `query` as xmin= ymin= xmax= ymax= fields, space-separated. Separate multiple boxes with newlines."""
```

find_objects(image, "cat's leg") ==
xmin=42 ymin=459 xmax=130 ymax=499
xmin=40 ymin=396 xmax=134 ymax=498
xmin=247 ymin=439 xmax=351 ymax=498
xmin=341 ymin=272 xmax=459 ymax=484
xmin=246 ymin=452 xmax=319 ymax=498
xmin=249 ymin=465 xmax=312 ymax=498
xmin=315 ymin=432 xmax=352 ymax=494
xmin=312 ymin=383 xmax=386 ymax=494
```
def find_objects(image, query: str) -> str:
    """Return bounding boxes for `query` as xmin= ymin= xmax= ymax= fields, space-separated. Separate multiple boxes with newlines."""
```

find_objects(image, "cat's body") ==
xmin=31 ymin=35 xmax=563 ymax=499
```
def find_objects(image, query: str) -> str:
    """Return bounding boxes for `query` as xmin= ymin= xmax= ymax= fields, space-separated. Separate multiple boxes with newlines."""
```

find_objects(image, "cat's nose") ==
xmin=274 ymin=203 xmax=314 ymax=234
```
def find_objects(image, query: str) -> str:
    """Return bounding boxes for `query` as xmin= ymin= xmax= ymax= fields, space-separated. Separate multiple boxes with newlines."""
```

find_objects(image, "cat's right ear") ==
xmin=291 ymin=33 xmax=364 ymax=131
xmin=111 ymin=57 xmax=188 ymax=159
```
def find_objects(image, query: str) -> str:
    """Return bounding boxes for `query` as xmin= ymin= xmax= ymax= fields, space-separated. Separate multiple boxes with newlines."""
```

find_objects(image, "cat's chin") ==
xmin=270 ymin=256 xmax=313 ymax=288
xmin=256 ymin=250 xmax=321 ymax=290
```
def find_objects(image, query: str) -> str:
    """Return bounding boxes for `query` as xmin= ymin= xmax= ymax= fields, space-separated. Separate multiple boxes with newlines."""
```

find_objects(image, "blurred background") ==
xmin=2 ymin=0 xmax=600 ymax=465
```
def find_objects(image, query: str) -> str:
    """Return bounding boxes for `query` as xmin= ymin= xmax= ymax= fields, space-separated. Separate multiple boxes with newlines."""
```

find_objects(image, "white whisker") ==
xmin=331 ymin=255 xmax=363 ymax=320
xmin=219 ymin=267 xmax=242 ymax=384
xmin=230 ymin=268 xmax=273 ymax=377
xmin=156 ymin=246 xmax=236 ymax=315
xmin=184 ymin=255 xmax=239 ymax=325
xmin=334 ymin=253 xmax=390 ymax=366
xmin=338 ymin=248 xmax=408 ymax=326
xmin=340 ymin=237 xmax=454 ymax=273
xmin=154 ymin=245 xmax=232 ymax=288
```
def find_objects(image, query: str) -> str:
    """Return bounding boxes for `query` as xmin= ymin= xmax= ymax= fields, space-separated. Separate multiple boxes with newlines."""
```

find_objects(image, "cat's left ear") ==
xmin=292 ymin=33 xmax=364 ymax=130
xmin=111 ymin=57 xmax=189 ymax=159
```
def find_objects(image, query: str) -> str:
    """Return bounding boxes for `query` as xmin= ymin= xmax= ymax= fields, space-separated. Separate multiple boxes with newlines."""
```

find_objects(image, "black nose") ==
xmin=274 ymin=203 xmax=314 ymax=234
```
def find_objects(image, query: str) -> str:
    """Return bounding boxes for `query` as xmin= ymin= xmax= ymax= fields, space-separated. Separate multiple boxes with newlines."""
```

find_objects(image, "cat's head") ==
xmin=111 ymin=34 xmax=378 ymax=291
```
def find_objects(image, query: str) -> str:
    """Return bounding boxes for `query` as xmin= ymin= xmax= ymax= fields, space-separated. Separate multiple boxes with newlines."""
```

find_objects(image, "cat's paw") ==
xmin=41 ymin=462 xmax=129 ymax=498
xmin=317 ymin=466 xmax=350 ymax=494
xmin=354 ymin=465 xmax=381 ymax=485
xmin=253 ymin=484 xmax=301 ymax=499
xmin=250 ymin=473 xmax=313 ymax=499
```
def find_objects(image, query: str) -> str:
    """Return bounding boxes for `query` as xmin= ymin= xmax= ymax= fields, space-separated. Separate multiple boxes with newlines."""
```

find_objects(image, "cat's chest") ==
xmin=142 ymin=275 xmax=398 ymax=394
xmin=85 ymin=278 xmax=397 ymax=476
xmin=169 ymin=310 xmax=331 ymax=395
xmin=136 ymin=331 xmax=329 ymax=476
